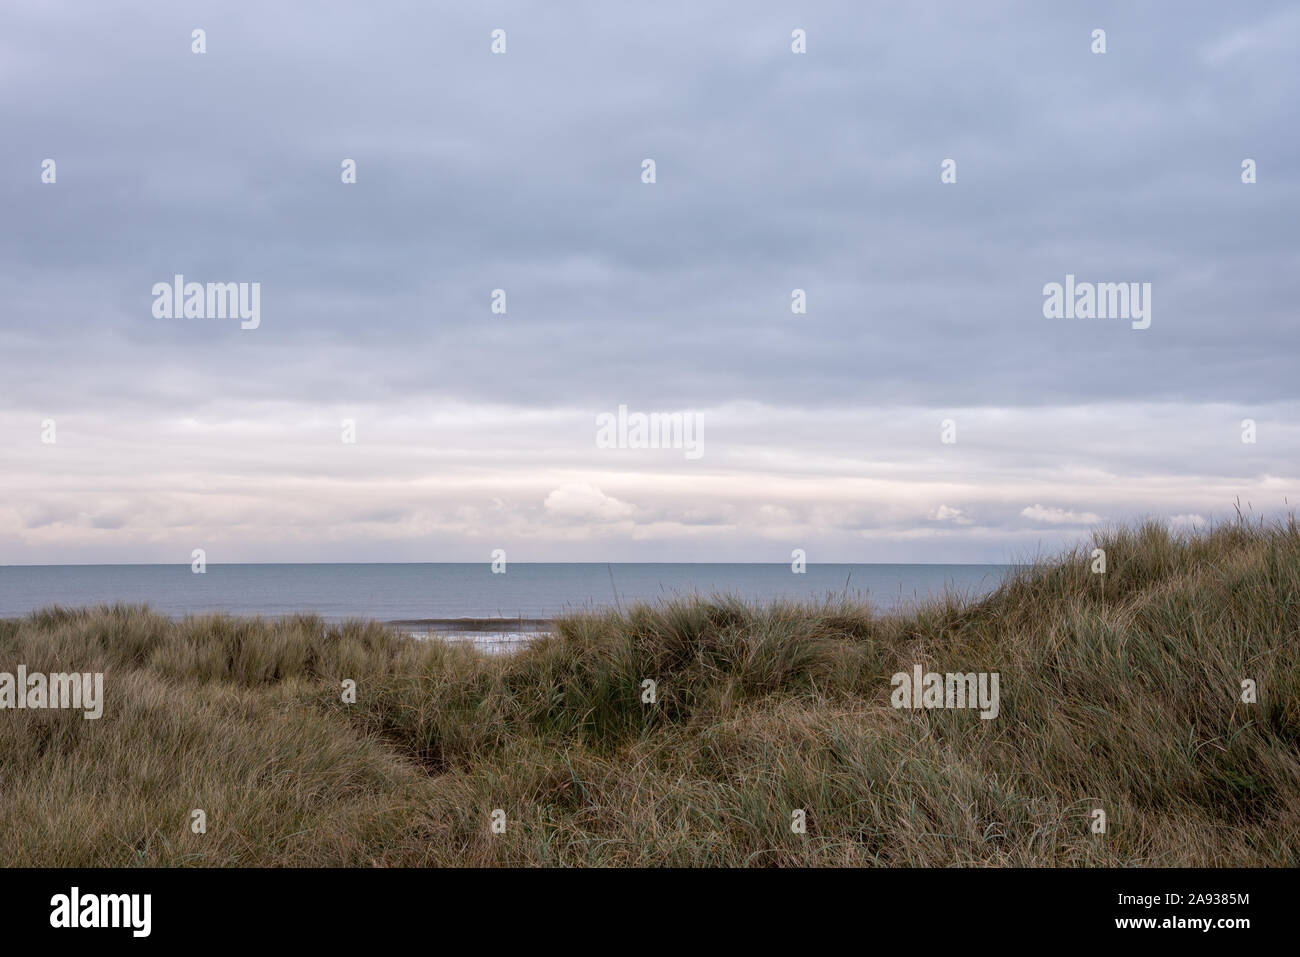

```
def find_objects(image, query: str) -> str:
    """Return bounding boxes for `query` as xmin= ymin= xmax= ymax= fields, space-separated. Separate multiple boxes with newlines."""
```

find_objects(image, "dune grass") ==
xmin=1 ymin=516 xmax=1297 ymax=866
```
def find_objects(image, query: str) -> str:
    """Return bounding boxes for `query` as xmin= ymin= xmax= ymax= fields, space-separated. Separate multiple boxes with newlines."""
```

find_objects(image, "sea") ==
xmin=0 ymin=563 xmax=1012 ymax=650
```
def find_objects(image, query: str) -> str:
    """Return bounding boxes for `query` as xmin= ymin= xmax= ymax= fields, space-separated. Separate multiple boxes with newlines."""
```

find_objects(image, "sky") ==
xmin=1 ymin=0 xmax=1297 ymax=564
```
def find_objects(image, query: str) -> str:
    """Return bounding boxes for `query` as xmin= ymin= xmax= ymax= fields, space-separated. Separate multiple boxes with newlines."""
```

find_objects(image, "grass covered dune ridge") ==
xmin=2 ymin=518 xmax=1298 ymax=866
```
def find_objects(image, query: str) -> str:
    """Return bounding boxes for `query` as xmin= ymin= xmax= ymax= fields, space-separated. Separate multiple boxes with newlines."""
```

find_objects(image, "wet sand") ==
xmin=390 ymin=617 xmax=553 ymax=653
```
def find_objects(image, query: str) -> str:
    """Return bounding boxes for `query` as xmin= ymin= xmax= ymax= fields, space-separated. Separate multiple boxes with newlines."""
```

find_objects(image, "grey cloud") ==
xmin=1 ymin=1 xmax=1297 ymax=562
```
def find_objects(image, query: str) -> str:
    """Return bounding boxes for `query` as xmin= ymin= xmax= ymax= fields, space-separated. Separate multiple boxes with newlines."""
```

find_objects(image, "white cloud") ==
xmin=543 ymin=484 xmax=635 ymax=522
xmin=1200 ymin=9 xmax=1300 ymax=65
xmin=930 ymin=504 xmax=972 ymax=525
xmin=2 ymin=399 xmax=1297 ymax=562
xmin=1020 ymin=505 xmax=1102 ymax=526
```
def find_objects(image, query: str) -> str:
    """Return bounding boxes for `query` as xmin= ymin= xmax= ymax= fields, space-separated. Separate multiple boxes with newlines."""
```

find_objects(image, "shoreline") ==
xmin=392 ymin=617 xmax=554 ymax=652
xmin=386 ymin=617 xmax=554 ymax=631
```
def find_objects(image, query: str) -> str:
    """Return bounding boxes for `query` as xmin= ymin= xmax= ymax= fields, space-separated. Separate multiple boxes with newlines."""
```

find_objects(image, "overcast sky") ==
xmin=2 ymin=0 xmax=1297 ymax=564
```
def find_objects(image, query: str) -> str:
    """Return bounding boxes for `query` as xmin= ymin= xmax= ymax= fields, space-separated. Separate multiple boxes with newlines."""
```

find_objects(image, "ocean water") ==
xmin=0 ymin=563 xmax=1011 ymax=624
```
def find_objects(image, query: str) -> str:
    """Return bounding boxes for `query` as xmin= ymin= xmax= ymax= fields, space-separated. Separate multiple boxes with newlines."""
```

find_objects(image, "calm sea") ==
xmin=0 ymin=563 xmax=1010 ymax=624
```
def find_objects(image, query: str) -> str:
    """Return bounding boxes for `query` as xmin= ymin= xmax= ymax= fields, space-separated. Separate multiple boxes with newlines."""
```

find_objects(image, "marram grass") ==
xmin=2 ymin=517 xmax=1297 ymax=866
